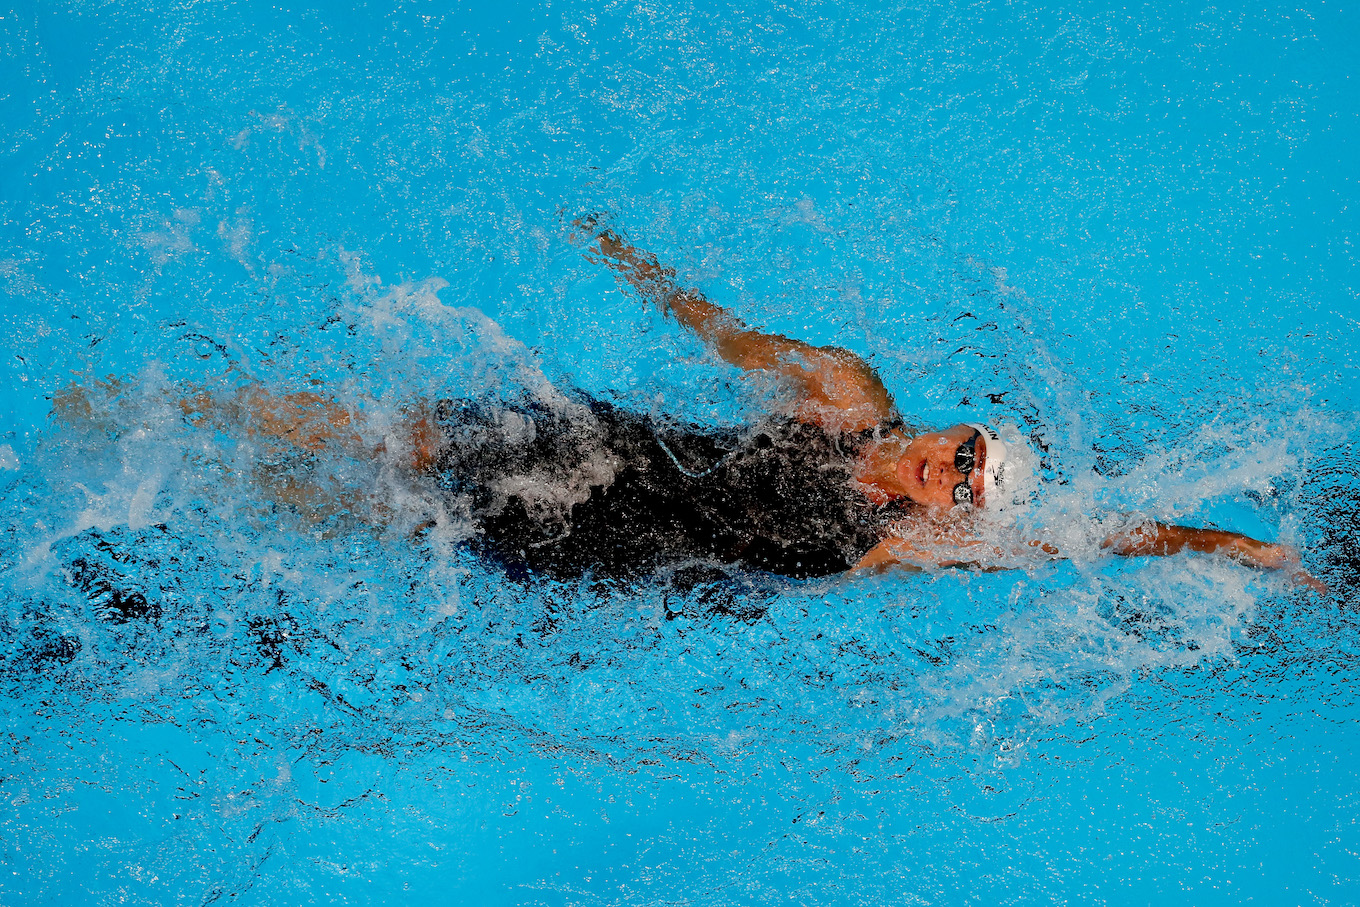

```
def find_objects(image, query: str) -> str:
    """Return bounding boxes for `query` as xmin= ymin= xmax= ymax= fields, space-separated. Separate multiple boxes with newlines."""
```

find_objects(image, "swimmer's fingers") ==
xmin=1289 ymin=568 xmax=1331 ymax=596
xmin=566 ymin=214 xmax=635 ymax=265
xmin=1026 ymin=537 xmax=1062 ymax=558
xmin=567 ymin=211 xmax=598 ymax=232
xmin=587 ymin=227 xmax=631 ymax=262
xmin=565 ymin=212 xmax=596 ymax=244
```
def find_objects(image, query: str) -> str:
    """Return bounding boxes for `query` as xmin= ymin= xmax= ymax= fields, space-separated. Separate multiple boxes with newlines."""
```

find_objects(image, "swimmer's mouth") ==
xmin=919 ymin=460 xmax=930 ymax=485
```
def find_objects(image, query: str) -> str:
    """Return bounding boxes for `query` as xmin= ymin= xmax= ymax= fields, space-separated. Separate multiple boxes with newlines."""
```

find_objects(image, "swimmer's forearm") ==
xmin=1103 ymin=523 xmax=1263 ymax=564
xmin=584 ymin=225 xmax=742 ymax=340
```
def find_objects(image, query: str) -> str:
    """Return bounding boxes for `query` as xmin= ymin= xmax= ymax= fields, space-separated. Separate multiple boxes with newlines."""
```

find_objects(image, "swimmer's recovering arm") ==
xmin=577 ymin=221 xmax=896 ymax=433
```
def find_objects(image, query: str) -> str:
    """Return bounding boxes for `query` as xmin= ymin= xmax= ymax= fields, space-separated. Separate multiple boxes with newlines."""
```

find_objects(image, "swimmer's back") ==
xmin=430 ymin=395 xmax=902 ymax=580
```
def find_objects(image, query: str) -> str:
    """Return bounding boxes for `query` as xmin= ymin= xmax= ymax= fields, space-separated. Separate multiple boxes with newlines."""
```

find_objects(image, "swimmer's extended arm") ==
xmin=1100 ymin=522 xmax=1326 ymax=590
xmin=180 ymin=383 xmax=369 ymax=456
xmin=577 ymin=221 xmax=895 ymax=434
xmin=854 ymin=519 xmax=1326 ymax=591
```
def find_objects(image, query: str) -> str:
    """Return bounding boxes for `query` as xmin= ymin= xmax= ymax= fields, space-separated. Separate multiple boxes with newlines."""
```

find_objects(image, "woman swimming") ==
xmin=149 ymin=219 xmax=1322 ymax=590
xmin=536 ymin=221 xmax=1322 ymax=589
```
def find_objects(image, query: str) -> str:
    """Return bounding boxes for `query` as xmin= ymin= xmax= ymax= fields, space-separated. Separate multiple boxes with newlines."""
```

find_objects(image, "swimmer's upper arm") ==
xmin=853 ymin=533 xmax=959 ymax=572
xmin=852 ymin=529 xmax=1062 ymax=574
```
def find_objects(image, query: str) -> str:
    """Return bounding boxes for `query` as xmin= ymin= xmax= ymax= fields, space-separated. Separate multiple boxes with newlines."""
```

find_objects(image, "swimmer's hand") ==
xmin=1231 ymin=539 xmax=1330 ymax=595
xmin=569 ymin=214 xmax=678 ymax=306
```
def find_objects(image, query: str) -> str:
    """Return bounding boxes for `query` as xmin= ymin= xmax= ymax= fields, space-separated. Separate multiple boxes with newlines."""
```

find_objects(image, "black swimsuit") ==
xmin=429 ymin=395 xmax=908 ymax=580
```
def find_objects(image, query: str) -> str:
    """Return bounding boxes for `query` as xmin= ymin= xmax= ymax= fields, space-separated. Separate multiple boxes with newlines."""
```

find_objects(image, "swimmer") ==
xmin=68 ymin=219 xmax=1323 ymax=591
xmin=545 ymin=217 xmax=1324 ymax=590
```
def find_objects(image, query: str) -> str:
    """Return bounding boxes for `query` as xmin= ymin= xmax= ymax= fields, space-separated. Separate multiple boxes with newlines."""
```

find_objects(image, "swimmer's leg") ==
xmin=51 ymin=376 xmax=130 ymax=435
xmin=178 ymin=381 xmax=369 ymax=457
xmin=55 ymin=373 xmax=428 ymax=469
xmin=183 ymin=379 xmax=449 ymax=474
xmin=54 ymin=374 xmax=371 ymax=454
xmin=54 ymin=373 xmax=447 ymax=531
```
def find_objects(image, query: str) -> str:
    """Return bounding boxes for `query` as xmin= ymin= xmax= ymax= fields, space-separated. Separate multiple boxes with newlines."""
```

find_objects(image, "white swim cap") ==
xmin=965 ymin=423 xmax=1010 ymax=508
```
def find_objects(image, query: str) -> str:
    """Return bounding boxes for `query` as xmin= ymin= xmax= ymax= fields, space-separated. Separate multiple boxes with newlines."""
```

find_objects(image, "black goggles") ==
xmin=952 ymin=429 xmax=981 ymax=505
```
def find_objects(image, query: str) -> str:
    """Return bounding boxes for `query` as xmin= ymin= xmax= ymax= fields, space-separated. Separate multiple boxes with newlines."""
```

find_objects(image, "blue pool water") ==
xmin=3 ymin=0 xmax=1359 ymax=903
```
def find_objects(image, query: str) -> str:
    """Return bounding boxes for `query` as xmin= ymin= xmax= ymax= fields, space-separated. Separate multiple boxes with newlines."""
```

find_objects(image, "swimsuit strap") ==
xmin=652 ymin=430 xmax=743 ymax=479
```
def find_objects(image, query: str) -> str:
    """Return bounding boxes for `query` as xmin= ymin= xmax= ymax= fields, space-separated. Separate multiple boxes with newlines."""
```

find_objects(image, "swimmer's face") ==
xmin=895 ymin=424 xmax=986 ymax=510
